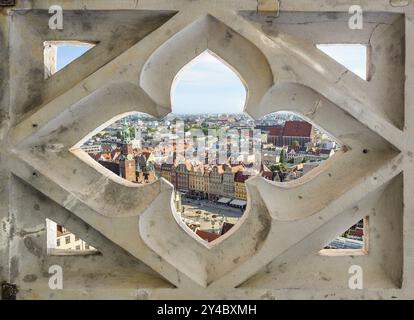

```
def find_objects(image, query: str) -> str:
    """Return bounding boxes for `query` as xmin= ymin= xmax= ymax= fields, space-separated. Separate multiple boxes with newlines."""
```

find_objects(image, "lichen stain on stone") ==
xmin=261 ymin=291 xmax=276 ymax=300
xmin=225 ymin=30 xmax=234 ymax=40
xmin=22 ymin=67 xmax=45 ymax=114
xmin=320 ymin=275 xmax=331 ymax=282
xmin=254 ymin=211 xmax=271 ymax=252
xmin=82 ymin=21 xmax=93 ymax=32
xmin=218 ymin=29 xmax=235 ymax=48
xmin=277 ymin=263 xmax=287 ymax=274
xmin=23 ymin=274 xmax=38 ymax=283
xmin=24 ymin=237 xmax=43 ymax=258
xmin=50 ymin=126 xmax=69 ymax=136
xmin=10 ymin=256 xmax=19 ymax=279
xmin=8 ymin=223 xmax=15 ymax=240
xmin=320 ymin=12 xmax=339 ymax=20
xmin=261 ymin=25 xmax=279 ymax=38
xmin=18 ymin=227 xmax=45 ymax=237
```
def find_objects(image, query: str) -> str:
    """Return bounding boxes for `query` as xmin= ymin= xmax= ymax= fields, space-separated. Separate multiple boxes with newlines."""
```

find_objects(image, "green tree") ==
xmin=270 ymin=164 xmax=279 ymax=172
xmin=128 ymin=127 xmax=135 ymax=139
xmin=270 ymin=163 xmax=287 ymax=172
xmin=292 ymin=140 xmax=300 ymax=148
xmin=279 ymin=149 xmax=287 ymax=164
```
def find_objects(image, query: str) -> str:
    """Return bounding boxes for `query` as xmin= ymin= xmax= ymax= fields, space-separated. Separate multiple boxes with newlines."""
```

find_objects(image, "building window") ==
xmin=47 ymin=219 xmax=98 ymax=256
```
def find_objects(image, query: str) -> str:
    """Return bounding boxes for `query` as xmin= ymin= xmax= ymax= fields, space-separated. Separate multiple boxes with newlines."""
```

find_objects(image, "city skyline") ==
xmin=77 ymin=112 xmax=362 ymax=248
xmin=55 ymin=44 xmax=364 ymax=246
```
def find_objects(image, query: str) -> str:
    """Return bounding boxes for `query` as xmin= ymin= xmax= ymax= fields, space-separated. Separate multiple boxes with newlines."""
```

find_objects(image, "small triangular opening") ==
xmin=46 ymin=219 xmax=98 ymax=256
xmin=316 ymin=44 xmax=367 ymax=80
xmin=44 ymin=41 xmax=96 ymax=79
xmin=319 ymin=218 xmax=367 ymax=255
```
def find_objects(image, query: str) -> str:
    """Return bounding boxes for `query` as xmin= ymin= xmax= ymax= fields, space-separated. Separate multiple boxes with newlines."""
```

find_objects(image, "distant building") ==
xmin=56 ymin=225 xmax=96 ymax=252
xmin=258 ymin=121 xmax=315 ymax=148
xmin=120 ymin=143 xmax=133 ymax=155
xmin=135 ymin=154 xmax=156 ymax=183
xmin=261 ymin=149 xmax=282 ymax=167
xmin=319 ymin=149 xmax=335 ymax=159
xmin=282 ymin=121 xmax=315 ymax=147
xmin=258 ymin=163 xmax=272 ymax=181
xmin=189 ymin=166 xmax=208 ymax=199
xmin=99 ymin=160 xmax=120 ymax=176
xmin=161 ymin=163 xmax=173 ymax=182
xmin=320 ymin=140 xmax=336 ymax=150
xmin=234 ymin=171 xmax=249 ymax=200
xmin=170 ymin=164 xmax=177 ymax=187
xmin=119 ymin=157 xmax=137 ymax=182
xmin=221 ymin=222 xmax=235 ymax=235
xmin=101 ymin=144 xmax=113 ymax=153
xmin=196 ymin=229 xmax=221 ymax=243
xmin=222 ymin=165 xmax=237 ymax=199
xmin=154 ymin=163 xmax=162 ymax=179
xmin=267 ymin=126 xmax=284 ymax=146
xmin=208 ymin=165 xmax=223 ymax=201
xmin=81 ymin=144 xmax=101 ymax=154
xmin=99 ymin=143 xmax=137 ymax=182
xmin=176 ymin=162 xmax=191 ymax=192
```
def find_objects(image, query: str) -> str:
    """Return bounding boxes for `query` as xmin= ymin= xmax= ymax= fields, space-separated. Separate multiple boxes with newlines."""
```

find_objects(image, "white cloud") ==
xmin=171 ymin=51 xmax=247 ymax=114
xmin=175 ymin=51 xmax=242 ymax=86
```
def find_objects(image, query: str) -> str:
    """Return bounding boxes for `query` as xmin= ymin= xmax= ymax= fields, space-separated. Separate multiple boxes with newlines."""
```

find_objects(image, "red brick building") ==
xmin=260 ymin=121 xmax=315 ymax=147
xmin=119 ymin=158 xmax=137 ymax=182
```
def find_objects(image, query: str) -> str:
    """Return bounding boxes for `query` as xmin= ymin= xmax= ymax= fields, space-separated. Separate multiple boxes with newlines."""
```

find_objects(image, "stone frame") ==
xmin=0 ymin=0 xmax=413 ymax=300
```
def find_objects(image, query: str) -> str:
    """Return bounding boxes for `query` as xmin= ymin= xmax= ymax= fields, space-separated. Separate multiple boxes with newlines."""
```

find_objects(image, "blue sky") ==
xmin=57 ymin=44 xmax=94 ymax=70
xmin=171 ymin=51 xmax=247 ymax=114
xmin=316 ymin=44 xmax=367 ymax=80
xmin=57 ymin=44 xmax=366 ymax=115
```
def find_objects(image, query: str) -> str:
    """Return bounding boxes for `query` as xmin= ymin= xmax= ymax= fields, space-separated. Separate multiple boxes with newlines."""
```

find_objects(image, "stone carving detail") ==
xmin=0 ymin=1 xmax=411 ymax=299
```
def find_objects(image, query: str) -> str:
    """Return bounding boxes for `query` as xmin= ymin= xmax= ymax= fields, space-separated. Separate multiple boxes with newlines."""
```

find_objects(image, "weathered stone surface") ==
xmin=0 ymin=0 xmax=413 ymax=300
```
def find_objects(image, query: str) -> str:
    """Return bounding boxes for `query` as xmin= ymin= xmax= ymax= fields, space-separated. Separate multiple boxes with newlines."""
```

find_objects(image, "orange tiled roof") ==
xmin=196 ymin=230 xmax=221 ymax=242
